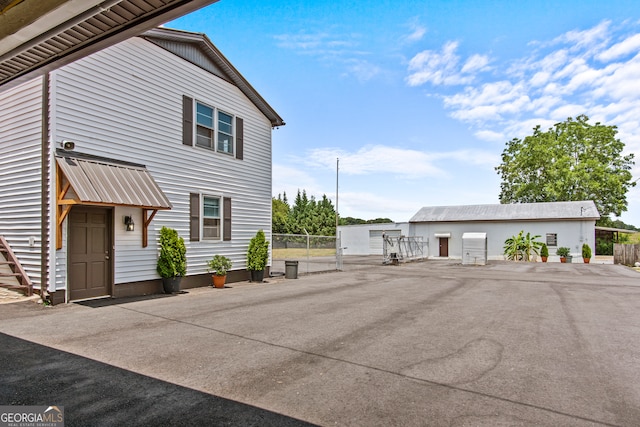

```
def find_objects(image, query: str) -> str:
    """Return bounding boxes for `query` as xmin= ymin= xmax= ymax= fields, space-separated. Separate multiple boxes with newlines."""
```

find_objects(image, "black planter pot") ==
xmin=162 ymin=276 xmax=182 ymax=294
xmin=249 ymin=270 xmax=265 ymax=283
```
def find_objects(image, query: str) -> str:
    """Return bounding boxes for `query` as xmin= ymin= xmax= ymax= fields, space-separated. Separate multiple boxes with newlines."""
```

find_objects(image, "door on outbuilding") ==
xmin=439 ymin=237 xmax=449 ymax=257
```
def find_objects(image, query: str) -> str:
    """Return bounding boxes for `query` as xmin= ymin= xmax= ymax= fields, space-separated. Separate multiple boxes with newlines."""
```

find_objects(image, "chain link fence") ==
xmin=272 ymin=233 xmax=340 ymax=275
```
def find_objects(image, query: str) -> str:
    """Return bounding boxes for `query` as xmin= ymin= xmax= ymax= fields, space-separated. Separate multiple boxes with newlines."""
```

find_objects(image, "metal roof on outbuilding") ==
xmin=409 ymin=201 xmax=600 ymax=223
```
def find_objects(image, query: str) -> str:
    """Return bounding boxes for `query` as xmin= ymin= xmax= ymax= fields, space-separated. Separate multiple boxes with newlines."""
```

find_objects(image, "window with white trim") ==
xmin=183 ymin=96 xmax=244 ymax=160
xmin=190 ymin=193 xmax=232 ymax=242
xmin=194 ymin=100 xmax=234 ymax=154
xmin=203 ymin=196 xmax=221 ymax=240
xmin=546 ymin=233 xmax=558 ymax=247
xmin=196 ymin=102 xmax=214 ymax=149
xmin=217 ymin=111 xmax=233 ymax=155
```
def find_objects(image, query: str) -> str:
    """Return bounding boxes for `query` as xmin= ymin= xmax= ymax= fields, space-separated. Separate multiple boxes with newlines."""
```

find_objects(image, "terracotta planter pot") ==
xmin=212 ymin=274 xmax=226 ymax=288
xmin=560 ymin=257 xmax=566 ymax=263
xmin=584 ymin=258 xmax=591 ymax=264
xmin=541 ymin=256 xmax=548 ymax=263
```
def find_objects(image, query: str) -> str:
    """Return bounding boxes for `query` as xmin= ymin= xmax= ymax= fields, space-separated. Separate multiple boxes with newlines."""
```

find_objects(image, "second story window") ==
xmin=196 ymin=102 xmax=214 ymax=149
xmin=183 ymin=96 xmax=244 ymax=160
xmin=217 ymin=111 xmax=233 ymax=155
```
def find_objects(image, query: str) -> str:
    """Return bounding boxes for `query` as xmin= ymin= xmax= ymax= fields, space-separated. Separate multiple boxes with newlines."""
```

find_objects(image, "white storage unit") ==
xmin=462 ymin=232 xmax=487 ymax=265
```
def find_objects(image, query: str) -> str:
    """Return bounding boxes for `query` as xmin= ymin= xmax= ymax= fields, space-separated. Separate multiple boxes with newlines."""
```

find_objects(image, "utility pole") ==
xmin=336 ymin=157 xmax=339 ymax=230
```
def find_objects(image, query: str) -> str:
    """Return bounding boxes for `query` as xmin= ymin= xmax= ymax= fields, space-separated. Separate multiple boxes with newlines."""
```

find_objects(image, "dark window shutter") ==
xmin=223 ymin=197 xmax=232 ymax=241
xmin=183 ymin=95 xmax=193 ymax=146
xmin=189 ymin=193 xmax=200 ymax=241
xmin=235 ymin=117 xmax=243 ymax=160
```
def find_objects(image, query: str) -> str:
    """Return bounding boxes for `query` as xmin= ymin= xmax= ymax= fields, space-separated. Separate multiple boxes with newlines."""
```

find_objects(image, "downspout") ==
xmin=40 ymin=73 xmax=50 ymax=303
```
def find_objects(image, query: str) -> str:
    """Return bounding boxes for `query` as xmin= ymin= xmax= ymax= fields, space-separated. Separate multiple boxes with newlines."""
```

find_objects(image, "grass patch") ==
xmin=273 ymin=248 xmax=336 ymax=259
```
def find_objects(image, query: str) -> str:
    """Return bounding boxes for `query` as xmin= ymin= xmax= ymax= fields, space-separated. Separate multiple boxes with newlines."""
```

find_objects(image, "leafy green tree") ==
xmin=339 ymin=217 xmax=367 ymax=225
xmin=338 ymin=217 xmax=394 ymax=225
xmin=496 ymin=115 xmax=635 ymax=218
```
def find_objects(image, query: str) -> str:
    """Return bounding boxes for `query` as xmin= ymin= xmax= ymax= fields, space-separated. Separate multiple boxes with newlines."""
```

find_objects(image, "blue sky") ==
xmin=170 ymin=0 xmax=640 ymax=225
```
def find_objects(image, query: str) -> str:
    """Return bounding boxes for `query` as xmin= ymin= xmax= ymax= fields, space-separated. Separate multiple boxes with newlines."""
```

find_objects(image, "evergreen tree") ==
xmin=272 ymin=193 xmax=290 ymax=234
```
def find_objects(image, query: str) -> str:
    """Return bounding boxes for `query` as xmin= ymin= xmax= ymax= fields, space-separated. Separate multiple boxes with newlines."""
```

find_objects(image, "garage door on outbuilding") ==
xmin=369 ymin=230 xmax=401 ymax=255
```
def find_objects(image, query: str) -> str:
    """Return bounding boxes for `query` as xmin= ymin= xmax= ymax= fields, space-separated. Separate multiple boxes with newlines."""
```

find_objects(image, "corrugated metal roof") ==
xmin=56 ymin=154 xmax=172 ymax=209
xmin=0 ymin=0 xmax=219 ymax=90
xmin=142 ymin=27 xmax=285 ymax=128
xmin=409 ymin=201 xmax=600 ymax=223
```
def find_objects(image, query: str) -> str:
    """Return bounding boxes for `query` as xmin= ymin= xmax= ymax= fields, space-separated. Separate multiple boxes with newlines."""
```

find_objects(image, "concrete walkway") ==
xmin=1 ymin=260 xmax=640 ymax=426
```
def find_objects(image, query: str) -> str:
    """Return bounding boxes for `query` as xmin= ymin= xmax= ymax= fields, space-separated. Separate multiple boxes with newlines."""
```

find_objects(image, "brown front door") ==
xmin=439 ymin=237 xmax=449 ymax=257
xmin=68 ymin=206 xmax=112 ymax=301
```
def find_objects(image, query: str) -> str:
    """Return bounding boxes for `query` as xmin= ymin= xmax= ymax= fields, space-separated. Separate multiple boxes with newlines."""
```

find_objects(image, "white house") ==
xmin=0 ymin=27 xmax=284 ymax=304
xmin=338 ymin=201 xmax=600 ymax=262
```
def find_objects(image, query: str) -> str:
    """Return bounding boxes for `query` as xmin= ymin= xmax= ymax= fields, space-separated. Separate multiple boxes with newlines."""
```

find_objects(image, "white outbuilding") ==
xmin=338 ymin=200 xmax=600 ymax=262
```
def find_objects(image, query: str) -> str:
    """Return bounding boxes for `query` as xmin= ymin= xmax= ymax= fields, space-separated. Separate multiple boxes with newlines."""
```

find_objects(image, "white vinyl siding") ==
xmin=0 ymin=77 xmax=44 ymax=289
xmin=49 ymin=37 xmax=272 ymax=286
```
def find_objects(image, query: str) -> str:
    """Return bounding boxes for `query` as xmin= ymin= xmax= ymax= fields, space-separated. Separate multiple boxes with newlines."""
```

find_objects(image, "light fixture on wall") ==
xmin=124 ymin=215 xmax=134 ymax=232
xmin=60 ymin=140 xmax=75 ymax=150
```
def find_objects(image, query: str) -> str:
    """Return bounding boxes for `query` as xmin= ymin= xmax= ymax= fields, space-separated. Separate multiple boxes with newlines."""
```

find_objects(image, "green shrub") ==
xmin=207 ymin=255 xmax=232 ymax=276
xmin=156 ymin=226 xmax=187 ymax=278
xmin=596 ymin=238 xmax=613 ymax=255
xmin=556 ymin=247 xmax=570 ymax=257
xmin=582 ymin=243 xmax=592 ymax=259
xmin=540 ymin=243 xmax=549 ymax=258
xmin=247 ymin=230 xmax=269 ymax=271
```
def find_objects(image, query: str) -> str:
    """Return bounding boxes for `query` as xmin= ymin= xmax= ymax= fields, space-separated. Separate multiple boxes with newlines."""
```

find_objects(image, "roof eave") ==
xmin=142 ymin=27 xmax=285 ymax=128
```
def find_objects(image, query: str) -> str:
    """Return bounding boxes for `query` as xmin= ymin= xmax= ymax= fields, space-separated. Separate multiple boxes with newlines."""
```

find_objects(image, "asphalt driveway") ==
xmin=1 ymin=260 xmax=640 ymax=426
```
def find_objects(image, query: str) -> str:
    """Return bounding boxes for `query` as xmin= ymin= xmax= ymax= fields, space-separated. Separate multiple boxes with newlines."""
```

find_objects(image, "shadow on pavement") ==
xmin=0 ymin=333 xmax=316 ymax=426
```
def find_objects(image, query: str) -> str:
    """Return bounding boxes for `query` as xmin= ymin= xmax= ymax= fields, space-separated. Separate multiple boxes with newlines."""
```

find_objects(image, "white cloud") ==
xmin=343 ymin=59 xmax=383 ymax=82
xmin=551 ymin=20 xmax=610 ymax=52
xmin=461 ymin=54 xmax=491 ymax=73
xmin=307 ymin=145 xmax=443 ymax=178
xmin=272 ymin=164 xmax=324 ymax=199
xmin=337 ymin=191 xmax=422 ymax=221
xmin=475 ymin=129 xmax=505 ymax=142
xmin=302 ymin=145 xmax=498 ymax=181
xmin=405 ymin=21 xmax=427 ymax=43
xmin=406 ymin=41 xmax=488 ymax=86
xmin=598 ymin=33 xmax=640 ymax=61
xmin=406 ymin=20 xmax=640 ymax=150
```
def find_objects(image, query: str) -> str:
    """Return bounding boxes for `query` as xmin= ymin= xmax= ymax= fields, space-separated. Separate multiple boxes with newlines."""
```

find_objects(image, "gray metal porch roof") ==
xmin=56 ymin=154 xmax=172 ymax=209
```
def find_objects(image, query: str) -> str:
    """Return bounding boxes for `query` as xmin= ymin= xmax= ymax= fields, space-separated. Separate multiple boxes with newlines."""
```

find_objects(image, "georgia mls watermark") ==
xmin=0 ymin=406 xmax=64 ymax=427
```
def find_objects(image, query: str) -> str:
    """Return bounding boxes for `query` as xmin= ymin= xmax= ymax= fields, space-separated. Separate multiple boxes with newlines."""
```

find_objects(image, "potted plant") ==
xmin=582 ymin=243 xmax=592 ymax=264
xmin=540 ymin=243 xmax=549 ymax=262
xmin=556 ymin=247 xmax=571 ymax=263
xmin=207 ymin=255 xmax=232 ymax=288
xmin=247 ymin=229 xmax=269 ymax=282
xmin=156 ymin=226 xmax=186 ymax=294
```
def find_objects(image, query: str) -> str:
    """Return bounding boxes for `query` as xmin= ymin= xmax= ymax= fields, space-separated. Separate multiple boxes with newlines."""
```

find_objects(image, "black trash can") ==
xmin=285 ymin=260 xmax=298 ymax=279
